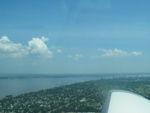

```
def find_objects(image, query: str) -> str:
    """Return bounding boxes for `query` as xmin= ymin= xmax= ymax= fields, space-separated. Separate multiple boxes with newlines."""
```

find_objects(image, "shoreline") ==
xmin=0 ymin=76 xmax=150 ymax=112
xmin=0 ymin=74 xmax=150 ymax=99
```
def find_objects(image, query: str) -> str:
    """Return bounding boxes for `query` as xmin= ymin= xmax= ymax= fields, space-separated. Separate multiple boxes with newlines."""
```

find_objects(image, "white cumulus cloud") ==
xmin=0 ymin=36 xmax=28 ymax=57
xmin=0 ymin=36 xmax=52 ymax=58
xmin=98 ymin=48 xmax=142 ymax=57
xmin=28 ymin=37 xmax=52 ymax=58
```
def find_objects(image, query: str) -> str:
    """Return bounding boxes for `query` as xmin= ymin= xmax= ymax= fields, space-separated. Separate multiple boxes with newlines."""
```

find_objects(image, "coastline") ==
xmin=0 ymin=76 xmax=150 ymax=112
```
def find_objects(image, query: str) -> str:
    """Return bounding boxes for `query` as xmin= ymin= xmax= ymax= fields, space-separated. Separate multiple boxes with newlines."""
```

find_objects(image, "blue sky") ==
xmin=0 ymin=0 xmax=150 ymax=74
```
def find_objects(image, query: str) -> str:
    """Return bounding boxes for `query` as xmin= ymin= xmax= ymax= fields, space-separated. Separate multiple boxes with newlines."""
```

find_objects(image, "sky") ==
xmin=0 ymin=0 xmax=150 ymax=74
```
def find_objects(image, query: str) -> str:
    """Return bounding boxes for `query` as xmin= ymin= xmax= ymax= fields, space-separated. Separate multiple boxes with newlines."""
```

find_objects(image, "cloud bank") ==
xmin=98 ymin=48 xmax=142 ymax=57
xmin=0 ymin=36 xmax=52 ymax=58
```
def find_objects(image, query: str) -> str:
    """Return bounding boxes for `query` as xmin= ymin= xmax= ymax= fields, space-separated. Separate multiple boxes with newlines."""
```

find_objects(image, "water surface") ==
xmin=0 ymin=76 xmax=102 ymax=98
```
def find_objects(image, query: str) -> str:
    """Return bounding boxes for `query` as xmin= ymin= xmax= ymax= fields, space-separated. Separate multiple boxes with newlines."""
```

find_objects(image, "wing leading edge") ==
xmin=102 ymin=90 xmax=150 ymax=113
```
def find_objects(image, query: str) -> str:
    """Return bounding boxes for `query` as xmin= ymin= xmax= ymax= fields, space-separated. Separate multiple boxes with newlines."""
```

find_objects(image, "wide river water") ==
xmin=0 ymin=76 xmax=102 ymax=98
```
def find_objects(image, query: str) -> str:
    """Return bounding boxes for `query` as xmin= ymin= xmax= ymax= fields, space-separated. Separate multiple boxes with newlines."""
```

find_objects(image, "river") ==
xmin=0 ymin=75 xmax=102 ymax=98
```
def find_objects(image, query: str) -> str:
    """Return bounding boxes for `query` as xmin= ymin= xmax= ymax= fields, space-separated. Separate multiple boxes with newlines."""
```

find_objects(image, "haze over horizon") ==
xmin=0 ymin=0 xmax=150 ymax=74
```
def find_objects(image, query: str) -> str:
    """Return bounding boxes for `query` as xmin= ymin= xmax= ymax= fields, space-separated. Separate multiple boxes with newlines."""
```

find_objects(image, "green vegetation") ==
xmin=0 ymin=76 xmax=150 ymax=113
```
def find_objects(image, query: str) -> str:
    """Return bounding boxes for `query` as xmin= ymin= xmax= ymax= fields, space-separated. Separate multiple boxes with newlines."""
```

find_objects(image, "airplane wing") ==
xmin=102 ymin=90 xmax=150 ymax=113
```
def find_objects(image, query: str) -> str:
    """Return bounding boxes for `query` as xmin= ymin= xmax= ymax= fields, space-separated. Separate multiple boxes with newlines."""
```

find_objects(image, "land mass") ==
xmin=0 ymin=76 xmax=150 ymax=113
